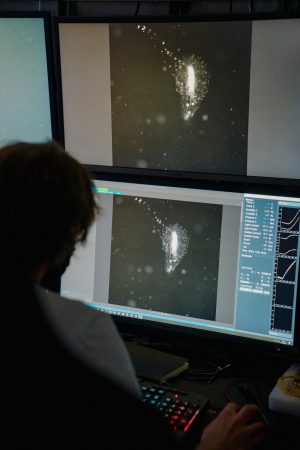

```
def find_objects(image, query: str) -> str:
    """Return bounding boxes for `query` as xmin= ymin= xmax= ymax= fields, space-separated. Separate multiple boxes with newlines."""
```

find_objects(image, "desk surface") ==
xmin=125 ymin=339 xmax=299 ymax=450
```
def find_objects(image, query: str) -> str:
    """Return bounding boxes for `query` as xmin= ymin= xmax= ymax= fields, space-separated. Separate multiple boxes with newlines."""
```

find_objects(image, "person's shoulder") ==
xmin=36 ymin=285 xmax=104 ymax=320
xmin=36 ymin=285 xmax=86 ymax=308
xmin=35 ymin=286 xmax=116 ymax=341
xmin=35 ymin=286 xmax=142 ymax=398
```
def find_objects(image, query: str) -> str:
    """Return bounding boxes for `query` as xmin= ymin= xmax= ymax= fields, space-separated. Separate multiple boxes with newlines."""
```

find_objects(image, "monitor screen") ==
xmin=57 ymin=17 xmax=300 ymax=179
xmin=0 ymin=15 xmax=54 ymax=146
xmin=61 ymin=176 xmax=300 ymax=351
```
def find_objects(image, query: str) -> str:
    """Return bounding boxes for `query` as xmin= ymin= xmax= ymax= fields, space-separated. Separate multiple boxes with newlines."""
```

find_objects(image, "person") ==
xmin=0 ymin=140 xmax=266 ymax=450
xmin=0 ymin=140 xmax=141 ymax=398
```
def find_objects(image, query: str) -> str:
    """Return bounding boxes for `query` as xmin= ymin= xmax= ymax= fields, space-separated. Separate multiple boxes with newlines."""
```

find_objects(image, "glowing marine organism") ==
xmin=161 ymin=223 xmax=189 ymax=273
xmin=187 ymin=65 xmax=195 ymax=96
xmin=174 ymin=55 xmax=209 ymax=121
xmin=171 ymin=230 xmax=178 ymax=257
xmin=134 ymin=198 xmax=190 ymax=273
xmin=136 ymin=24 xmax=210 ymax=121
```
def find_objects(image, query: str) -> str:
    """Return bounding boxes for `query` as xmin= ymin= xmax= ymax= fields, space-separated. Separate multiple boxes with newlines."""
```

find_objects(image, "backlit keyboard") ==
xmin=140 ymin=380 xmax=209 ymax=441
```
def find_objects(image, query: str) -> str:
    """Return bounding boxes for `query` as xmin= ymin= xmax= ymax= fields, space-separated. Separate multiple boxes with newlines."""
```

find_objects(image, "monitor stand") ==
xmin=125 ymin=341 xmax=189 ymax=383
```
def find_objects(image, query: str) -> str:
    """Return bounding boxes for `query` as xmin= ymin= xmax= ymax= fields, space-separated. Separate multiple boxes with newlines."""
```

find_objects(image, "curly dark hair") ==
xmin=0 ymin=141 xmax=98 ymax=278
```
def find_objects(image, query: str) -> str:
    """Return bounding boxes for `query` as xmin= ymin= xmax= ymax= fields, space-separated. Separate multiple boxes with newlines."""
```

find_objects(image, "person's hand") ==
xmin=196 ymin=402 xmax=267 ymax=450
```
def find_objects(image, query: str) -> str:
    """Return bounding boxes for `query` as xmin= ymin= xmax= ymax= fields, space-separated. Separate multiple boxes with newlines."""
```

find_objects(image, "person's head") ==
xmin=0 ymin=140 xmax=98 ymax=283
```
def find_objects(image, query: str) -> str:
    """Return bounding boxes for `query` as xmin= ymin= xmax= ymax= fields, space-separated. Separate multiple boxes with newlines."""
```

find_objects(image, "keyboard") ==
xmin=140 ymin=380 xmax=209 ymax=441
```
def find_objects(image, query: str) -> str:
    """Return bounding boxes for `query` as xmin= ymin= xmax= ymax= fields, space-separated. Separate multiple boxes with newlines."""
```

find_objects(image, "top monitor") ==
xmin=57 ymin=17 xmax=300 ymax=179
xmin=0 ymin=14 xmax=54 ymax=146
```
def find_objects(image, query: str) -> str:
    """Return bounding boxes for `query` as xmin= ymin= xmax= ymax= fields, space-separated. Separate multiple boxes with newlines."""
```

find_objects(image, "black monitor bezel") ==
xmin=55 ymin=11 xmax=300 ymax=24
xmin=88 ymin=165 xmax=300 ymax=358
xmin=0 ymin=11 xmax=59 ymax=142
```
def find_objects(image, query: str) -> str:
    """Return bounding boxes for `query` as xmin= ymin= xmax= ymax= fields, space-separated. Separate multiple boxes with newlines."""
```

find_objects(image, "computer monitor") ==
xmin=56 ymin=15 xmax=300 ymax=178
xmin=61 ymin=171 xmax=300 ymax=354
xmin=0 ymin=12 xmax=56 ymax=146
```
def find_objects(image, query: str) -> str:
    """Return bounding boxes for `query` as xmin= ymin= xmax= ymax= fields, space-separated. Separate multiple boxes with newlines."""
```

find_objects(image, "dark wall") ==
xmin=0 ymin=1 xmax=299 ymax=18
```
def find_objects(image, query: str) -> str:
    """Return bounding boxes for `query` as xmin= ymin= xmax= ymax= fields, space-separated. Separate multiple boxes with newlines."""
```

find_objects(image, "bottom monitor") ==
xmin=61 ymin=178 xmax=300 ymax=349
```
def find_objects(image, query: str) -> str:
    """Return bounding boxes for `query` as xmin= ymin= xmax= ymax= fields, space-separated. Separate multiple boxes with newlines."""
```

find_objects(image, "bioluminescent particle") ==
xmin=161 ymin=223 xmax=189 ymax=273
xmin=174 ymin=55 xmax=210 ymax=121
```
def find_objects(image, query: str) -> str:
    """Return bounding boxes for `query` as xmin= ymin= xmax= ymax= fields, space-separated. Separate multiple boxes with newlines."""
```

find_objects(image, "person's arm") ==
xmin=196 ymin=402 xmax=267 ymax=450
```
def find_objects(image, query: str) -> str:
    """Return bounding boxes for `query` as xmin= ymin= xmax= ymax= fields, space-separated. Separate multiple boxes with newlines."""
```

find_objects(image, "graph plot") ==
xmin=278 ymin=233 xmax=298 ymax=256
xmin=279 ymin=207 xmax=300 ymax=233
xmin=276 ymin=258 xmax=297 ymax=282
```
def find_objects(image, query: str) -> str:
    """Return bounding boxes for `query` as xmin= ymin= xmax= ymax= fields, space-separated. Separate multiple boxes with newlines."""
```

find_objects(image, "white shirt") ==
xmin=36 ymin=286 xmax=141 ymax=398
